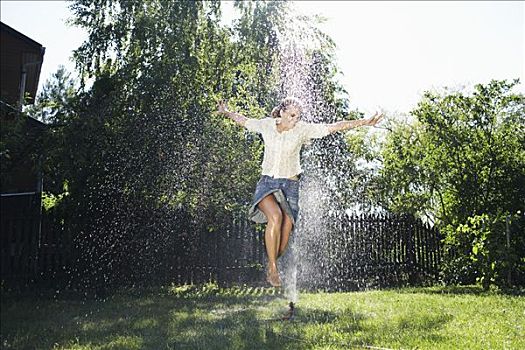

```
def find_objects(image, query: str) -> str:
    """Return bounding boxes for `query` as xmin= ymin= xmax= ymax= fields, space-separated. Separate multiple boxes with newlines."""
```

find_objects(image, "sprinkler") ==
xmin=282 ymin=301 xmax=295 ymax=321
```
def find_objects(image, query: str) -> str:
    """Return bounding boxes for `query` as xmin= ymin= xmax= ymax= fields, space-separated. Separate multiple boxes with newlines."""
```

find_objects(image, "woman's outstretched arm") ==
xmin=217 ymin=100 xmax=247 ymax=127
xmin=327 ymin=111 xmax=383 ymax=134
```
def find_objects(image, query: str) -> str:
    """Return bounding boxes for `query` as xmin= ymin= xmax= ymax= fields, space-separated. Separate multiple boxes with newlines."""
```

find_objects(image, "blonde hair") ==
xmin=271 ymin=97 xmax=303 ymax=118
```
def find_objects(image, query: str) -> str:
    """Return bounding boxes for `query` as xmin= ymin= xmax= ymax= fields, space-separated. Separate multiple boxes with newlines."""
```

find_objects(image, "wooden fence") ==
xmin=319 ymin=213 xmax=442 ymax=290
xmin=169 ymin=215 xmax=266 ymax=286
xmin=0 ymin=209 xmax=442 ymax=290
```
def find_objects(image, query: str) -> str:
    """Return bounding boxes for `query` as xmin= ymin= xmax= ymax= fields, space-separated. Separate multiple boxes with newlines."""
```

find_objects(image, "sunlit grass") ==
xmin=1 ymin=284 xmax=523 ymax=349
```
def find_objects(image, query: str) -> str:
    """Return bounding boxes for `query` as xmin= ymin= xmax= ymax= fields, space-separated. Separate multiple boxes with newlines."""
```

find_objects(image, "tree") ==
xmin=376 ymin=79 xmax=525 ymax=288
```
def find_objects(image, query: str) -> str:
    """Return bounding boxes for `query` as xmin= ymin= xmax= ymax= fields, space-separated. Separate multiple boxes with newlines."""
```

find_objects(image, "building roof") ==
xmin=1 ymin=21 xmax=45 ymax=49
xmin=0 ymin=21 xmax=46 ymax=107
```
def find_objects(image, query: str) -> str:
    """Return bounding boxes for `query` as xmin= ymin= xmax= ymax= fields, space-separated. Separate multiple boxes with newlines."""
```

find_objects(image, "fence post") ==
xmin=506 ymin=215 xmax=512 ymax=286
xmin=405 ymin=215 xmax=417 ymax=284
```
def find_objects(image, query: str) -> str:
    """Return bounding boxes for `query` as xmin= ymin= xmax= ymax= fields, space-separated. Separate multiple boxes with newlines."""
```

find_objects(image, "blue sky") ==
xmin=1 ymin=1 xmax=523 ymax=114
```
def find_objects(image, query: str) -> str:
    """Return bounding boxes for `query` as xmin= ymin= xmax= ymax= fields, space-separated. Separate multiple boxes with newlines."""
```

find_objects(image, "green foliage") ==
xmin=442 ymin=212 xmax=523 ymax=289
xmin=377 ymin=79 xmax=525 ymax=287
xmin=23 ymin=67 xmax=79 ymax=196
xmin=42 ymin=189 xmax=68 ymax=211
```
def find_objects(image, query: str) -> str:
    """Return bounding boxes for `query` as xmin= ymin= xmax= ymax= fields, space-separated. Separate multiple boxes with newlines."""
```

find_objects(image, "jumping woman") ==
xmin=217 ymin=97 xmax=383 ymax=287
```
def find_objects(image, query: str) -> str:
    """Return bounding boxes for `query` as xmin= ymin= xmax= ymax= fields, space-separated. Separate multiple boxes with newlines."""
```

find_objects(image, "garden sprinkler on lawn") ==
xmin=282 ymin=301 xmax=295 ymax=321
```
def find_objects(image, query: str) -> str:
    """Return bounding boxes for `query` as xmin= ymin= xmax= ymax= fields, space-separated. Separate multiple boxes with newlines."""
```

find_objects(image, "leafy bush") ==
xmin=441 ymin=212 xmax=524 ymax=289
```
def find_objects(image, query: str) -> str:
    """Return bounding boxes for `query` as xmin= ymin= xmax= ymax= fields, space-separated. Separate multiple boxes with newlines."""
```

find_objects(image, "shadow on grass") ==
xmin=1 ymin=287 xmax=370 ymax=349
xmin=1 ymin=287 xmax=299 ymax=349
xmin=1 ymin=285 xmax=469 ymax=350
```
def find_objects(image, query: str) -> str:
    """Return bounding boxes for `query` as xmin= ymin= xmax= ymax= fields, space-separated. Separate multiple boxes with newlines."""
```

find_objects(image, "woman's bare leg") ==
xmin=277 ymin=213 xmax=293 ymax=258
xmin=257 ymin=194 xmax=283 ymax=286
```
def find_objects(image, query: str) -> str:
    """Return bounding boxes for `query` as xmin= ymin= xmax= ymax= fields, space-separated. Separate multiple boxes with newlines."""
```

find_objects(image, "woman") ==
xmin=217 ymin=97 xmax=383 ymax=287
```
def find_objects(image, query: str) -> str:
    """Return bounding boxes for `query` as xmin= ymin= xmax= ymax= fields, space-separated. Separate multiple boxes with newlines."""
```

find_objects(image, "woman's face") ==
xmin=280 ymin=104 xmax=301 ymax=126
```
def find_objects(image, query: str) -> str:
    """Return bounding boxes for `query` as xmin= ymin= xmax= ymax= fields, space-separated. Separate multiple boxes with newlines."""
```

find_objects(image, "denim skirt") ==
xmin=248 ymin=175 xmax=300 ymax=225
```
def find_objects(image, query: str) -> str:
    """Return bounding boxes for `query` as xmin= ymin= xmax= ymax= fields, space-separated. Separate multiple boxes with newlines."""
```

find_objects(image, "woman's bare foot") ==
xmin=266 ymin=269 xmax=282 ymax=287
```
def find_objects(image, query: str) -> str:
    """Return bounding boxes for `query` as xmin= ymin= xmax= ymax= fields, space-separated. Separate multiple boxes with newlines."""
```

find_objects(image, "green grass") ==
xmin=1 ymin=284 xmax=523 ymax=349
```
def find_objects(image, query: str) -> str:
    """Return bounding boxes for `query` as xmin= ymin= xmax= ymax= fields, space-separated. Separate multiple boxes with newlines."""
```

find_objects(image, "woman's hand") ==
xmin=364 ymin=111 xmax=384 ymax=127
xmin=217 ymin=100 xmax=229 ymax=116
xmin=216 ymin=100 xmax=247 ymax=126
xmin=328 ymin=111 xmax=384 ymax=134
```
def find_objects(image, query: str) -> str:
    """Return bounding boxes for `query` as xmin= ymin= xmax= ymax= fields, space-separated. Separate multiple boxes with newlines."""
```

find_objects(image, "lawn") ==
xmin=1 ymin=284 xmax=523 ymax=350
